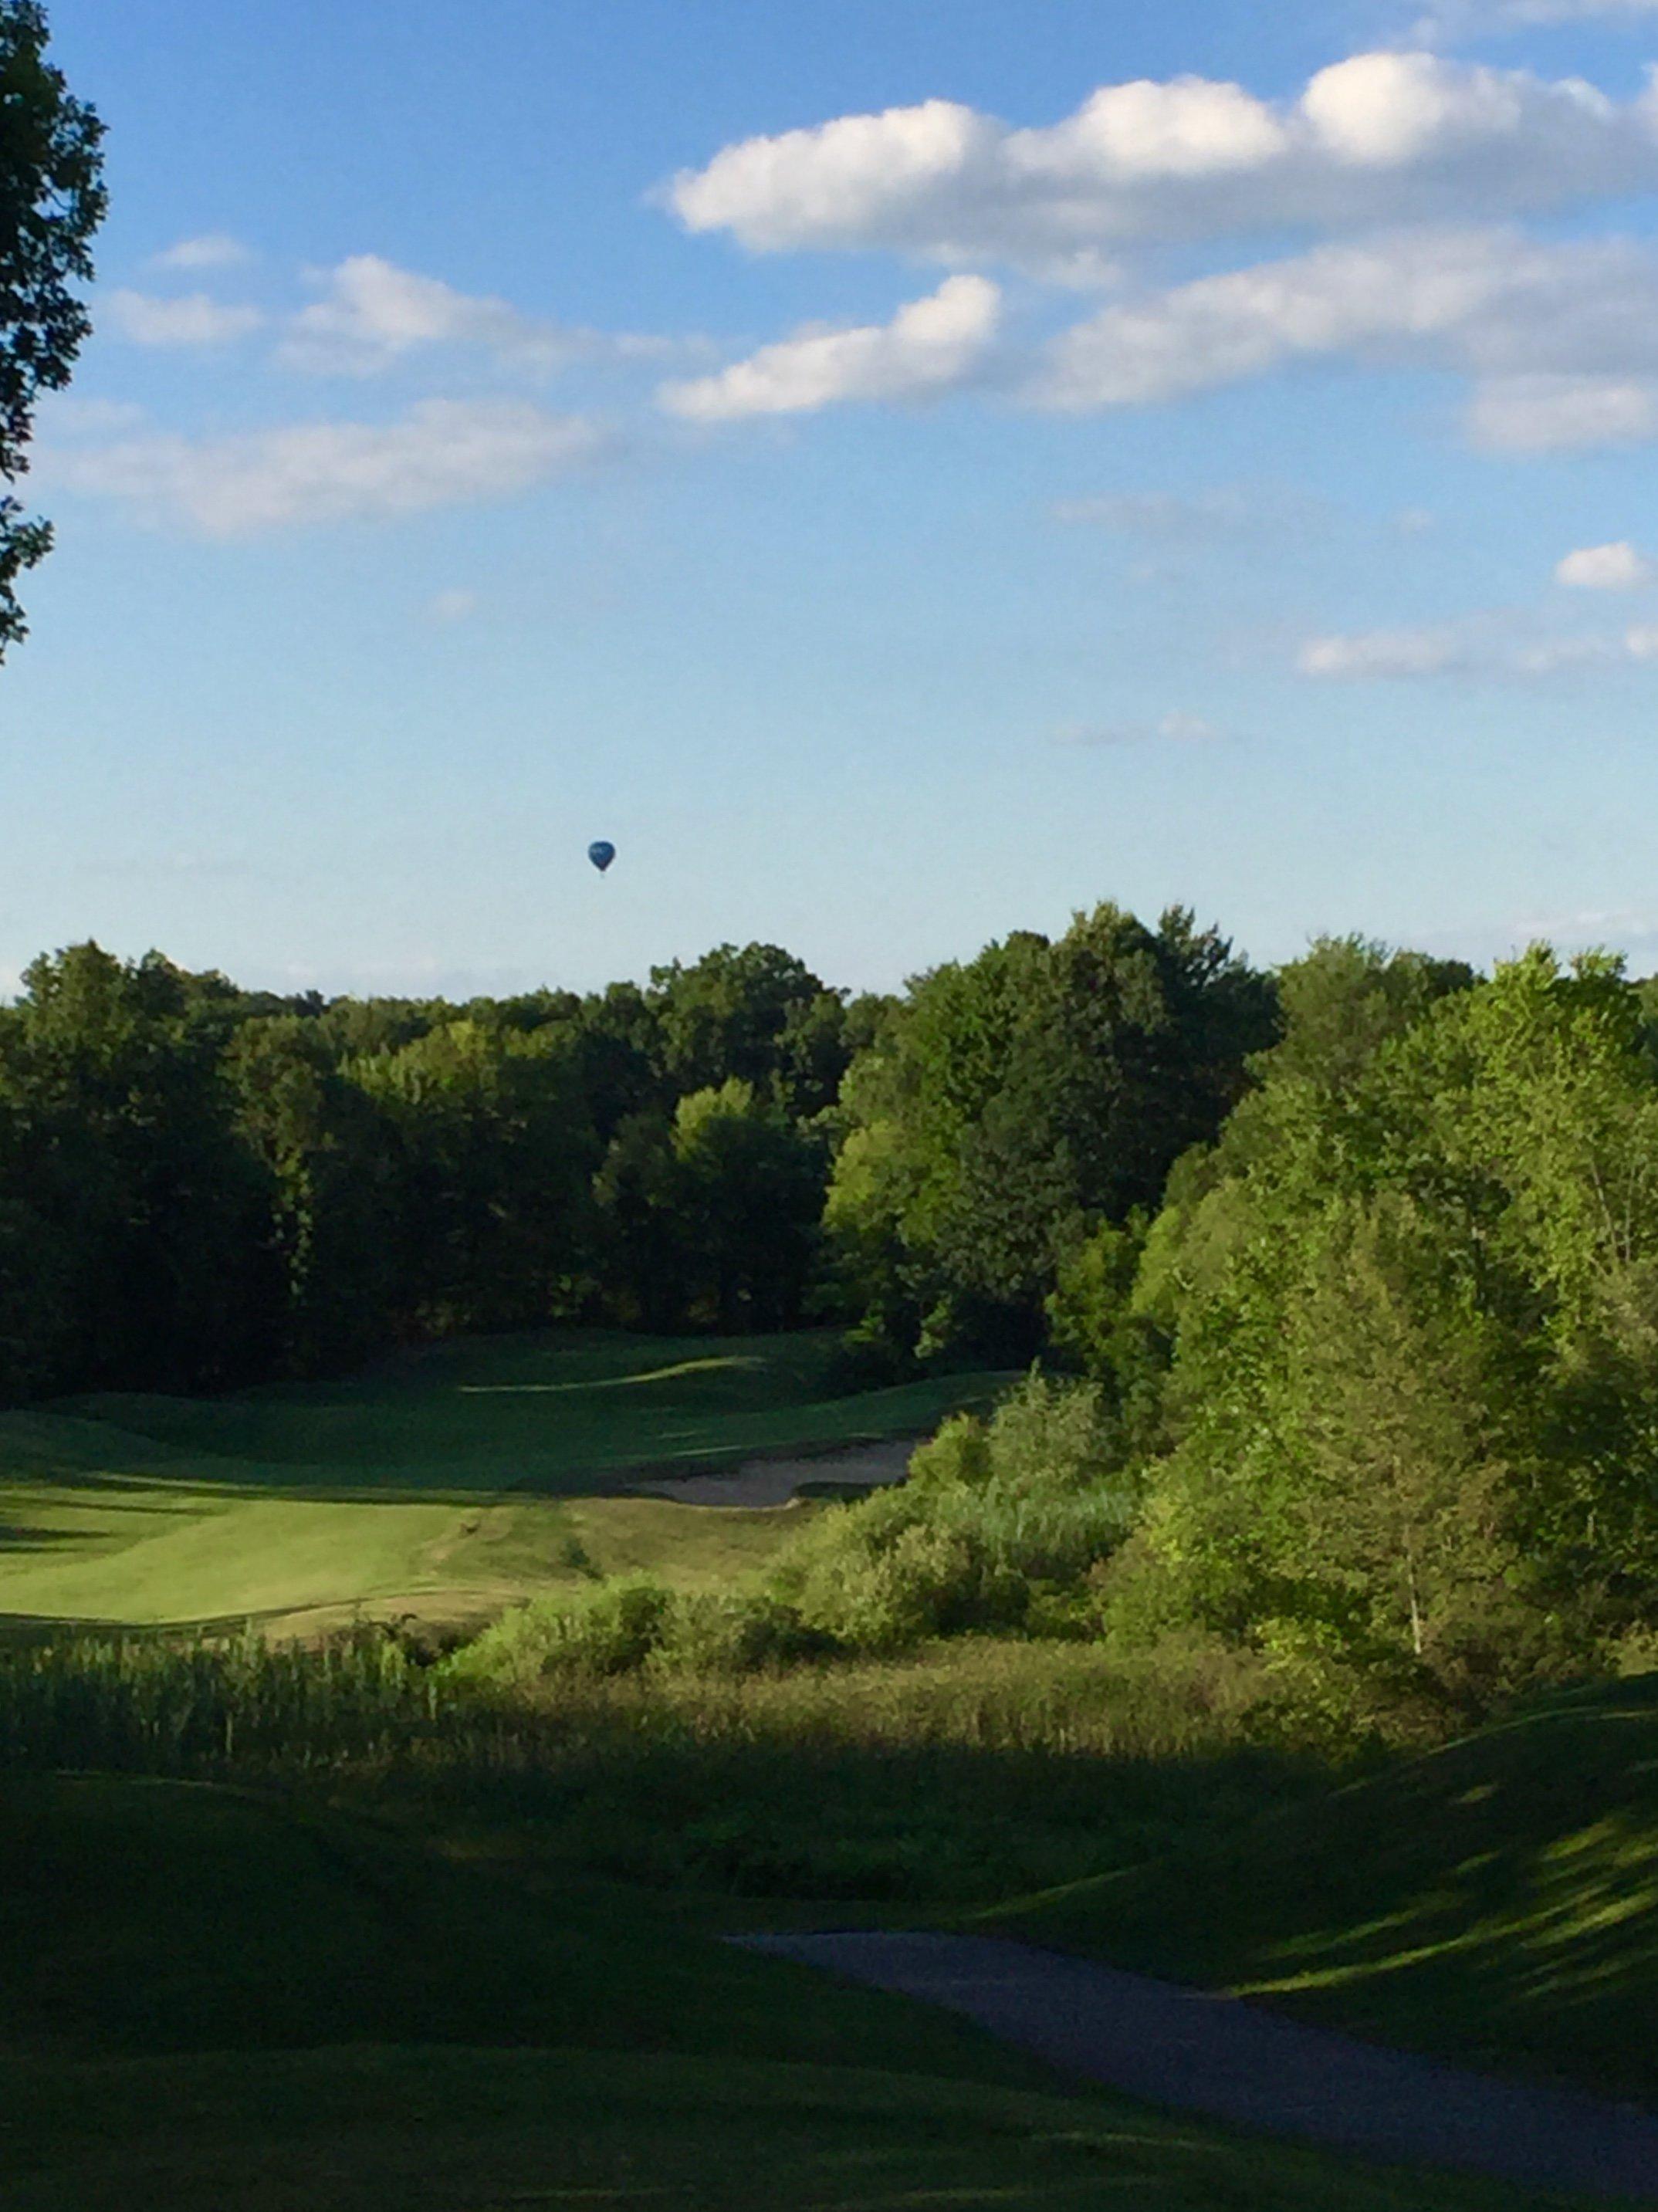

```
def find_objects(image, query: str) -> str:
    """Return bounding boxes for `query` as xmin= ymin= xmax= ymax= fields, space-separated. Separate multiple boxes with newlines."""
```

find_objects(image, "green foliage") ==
xmin=671 ymin=1080 xmax=826 ymax=1328
xmin=347 ymin=1016 xmax=598 ymax=1338
xmin=0 ymin=935 xmax=855 ymax=1402
xmin=226 ymin=1018 xmax=402 ymax=1371
xmin=590 ymin=1082 xmax=827 ymax=1331
xmin=656 ymin=1585 xmax=827 ymax=1673
xmin=0 ymin=2 xmax=106 ymax=653
xmin=1046 ymin=1213 xmax=1172 ymax=1459
xmin=451 ymin=1574 xmax=678 ymax=1680
xmin=0 ymin=1626 xmax=439 ymax=1772
xmin=15 ymin=905 xmax=1658 ymax=1754
xmin=1263 ymin=935 xmax=1475 ymax=1094
xmin=1123 ymin=942 xmax=1658 ymax=1710
xmin=1045 ymin=1214 xmax=1144 ymax=1376
xmin=452 ymin=1577 xmax=829 ymax=1685
xmin=649 ymin=940 xmax=851 ymax=1118
xmin=0 ymin=1622 xmax=1304 ymax=1904
xmin=0 ymin=902 xmax=1281 ymax=1405
xmin=826 ymin=902 xmax=1276 ymax=1365
xmin=773 ymin=1375 xmax=1136 ymax=1652
xmin=0 ymin=945 xmax=275 ymax=1397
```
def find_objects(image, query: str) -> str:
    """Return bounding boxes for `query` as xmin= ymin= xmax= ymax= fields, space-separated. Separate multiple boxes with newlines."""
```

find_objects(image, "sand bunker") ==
xmin=631 ymin=1436 xmax=914 ymax=1508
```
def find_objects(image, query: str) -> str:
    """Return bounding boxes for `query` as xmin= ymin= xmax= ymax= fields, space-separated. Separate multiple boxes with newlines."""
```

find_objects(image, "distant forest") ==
xmin=0 ymin=907 xmax=1270 ymax=1401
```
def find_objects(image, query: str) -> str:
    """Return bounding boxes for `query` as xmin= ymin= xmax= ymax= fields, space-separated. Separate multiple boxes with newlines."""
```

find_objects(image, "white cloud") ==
xmin=35 ymin=395 xmax=147 ymax=437
xmin=670 ymin=55 xmax=1658 ymax=274
xmin=1556 ymin=540 xmax=1653 ymax=589
xmin=283 ymin=254 xmax=668 ymax=375
xmin=50 ymin=399 xmax=604 ymax=536
xmin=151 ymin=233 xmax=252 ymax=272
xmin=1051 ymin=487 xmax=1257 ymax=533
xmin=661 ymin=52 xmax=1658 ymax=458
xmin=1298 ymin=622 xmax=1476 ymax=678
xmin=658 ymin=273 xmax=1000 ymax=421
xmin=1296 ymin=612 xmax=1646 ymax=678
xmin=427 ymin=587 xmax=479 ymax=623
xmin=1037 ymin=228 xmax=1511 ymax=411
xmin=1056 ymin=710 xmax=1225 ymax=744
xmin=1027 ymin=227 xmax=1658 ymax=448
xmin=1419 ymin=1 xmax=1658 ymax=33
xmin=1048 ymin=483 xmax=1327 ymax=541
xmin=106 ymin=289 xmax=265 ymax=347
xmin=1467 ymin=374 xmax=1658 ymax=450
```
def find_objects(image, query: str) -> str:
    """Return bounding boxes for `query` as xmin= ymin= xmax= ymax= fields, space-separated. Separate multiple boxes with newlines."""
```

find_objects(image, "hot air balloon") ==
xmin=588 ymin=840 xmax=616 ymax=874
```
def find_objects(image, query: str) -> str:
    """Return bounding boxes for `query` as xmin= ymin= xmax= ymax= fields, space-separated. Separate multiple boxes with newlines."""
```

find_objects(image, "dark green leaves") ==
xmin=0 ymin=1 xmax=105 ymax=651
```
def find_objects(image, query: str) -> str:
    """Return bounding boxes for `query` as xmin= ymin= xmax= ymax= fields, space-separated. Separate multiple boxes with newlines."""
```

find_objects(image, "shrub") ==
xmin=447 ymin=1576 xmax=676 ymax=1686
xmin=986 ymin=1368 xmax=1118 ymax=1494
xmin=766 ymin=1372 xmax=1138 ymax=1654
xmin=654 ymin=1589 xmax=826 ymax=1674
xmin=903 ymin=1410 xmax=994 ymax=1492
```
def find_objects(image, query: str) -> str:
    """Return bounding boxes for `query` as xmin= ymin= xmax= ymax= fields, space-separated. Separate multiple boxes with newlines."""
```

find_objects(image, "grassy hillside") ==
xmin=0 ymin=1330 xmax=1004 ymax=1635
xmin=993 ymin=1671 xmax=1658 ymax=2103
xmin=62 ymin=1329 xmax=996 ymax=1487
xmin=0 ymin=1776 xmax=1581 ymax=2212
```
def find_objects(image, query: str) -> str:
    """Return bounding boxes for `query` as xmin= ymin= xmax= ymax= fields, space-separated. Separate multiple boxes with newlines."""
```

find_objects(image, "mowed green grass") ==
xmin=0 ymin=1330 xmax=1006 ymax=1633
xmin=993 ymin=1671 xmax=1658 ymax=2105
xmin=0 ymin=1776 xmax=1583 ymax=2212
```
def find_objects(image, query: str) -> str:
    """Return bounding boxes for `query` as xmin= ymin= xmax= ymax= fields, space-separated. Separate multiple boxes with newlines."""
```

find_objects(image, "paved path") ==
xmin=736 ymin=1931 xmax=1658 ymax=2202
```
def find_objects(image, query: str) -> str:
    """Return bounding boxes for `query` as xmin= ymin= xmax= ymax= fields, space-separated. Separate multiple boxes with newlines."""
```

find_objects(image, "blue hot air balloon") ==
xmin=587 ymin=840 xmax=616 ymax=874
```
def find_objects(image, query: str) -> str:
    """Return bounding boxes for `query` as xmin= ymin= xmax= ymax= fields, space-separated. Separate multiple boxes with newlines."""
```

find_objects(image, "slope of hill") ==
xmin=0 ymin=1775 xmax=1583 ymax=2212
xmin=993 ymin=1672 xmax=1658 ymax=2102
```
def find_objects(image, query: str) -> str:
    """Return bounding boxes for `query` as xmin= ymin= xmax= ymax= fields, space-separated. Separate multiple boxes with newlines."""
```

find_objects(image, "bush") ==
xmin=821 ymin=1327 xmax=915 ymax=1395
xmin=655 ymin=1589 xmax=827 ymax=1674
xmin=987 ymin=1368 xmax=1116 ymax=1492
xmin=902 ymin=1410 xmax=993 ymax=1491
xmin=448 ymin=1576 xmax=677 ymax=1686
xmin=448 ymin=1580 xmax=834 ymax=1686
xmin=766 ymin=1375 xmax=1138 ymax=1655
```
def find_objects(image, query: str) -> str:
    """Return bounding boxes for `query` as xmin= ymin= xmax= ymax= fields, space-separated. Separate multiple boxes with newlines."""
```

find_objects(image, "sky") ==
xmin=13 ymin=0 xmax=1658 ymax=999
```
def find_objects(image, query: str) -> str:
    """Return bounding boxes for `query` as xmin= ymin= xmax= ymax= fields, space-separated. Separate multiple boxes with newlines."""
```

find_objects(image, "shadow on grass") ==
xmin=993 ymin=1678 xmax=1658 ymax=2103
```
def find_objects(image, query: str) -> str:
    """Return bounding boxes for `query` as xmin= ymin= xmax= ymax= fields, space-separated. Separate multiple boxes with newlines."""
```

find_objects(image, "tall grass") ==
xmin=0 ymin=1629 xmax=447 ymax=1773
xmin=0 ymin=1625 xmax=1319 ymax=1903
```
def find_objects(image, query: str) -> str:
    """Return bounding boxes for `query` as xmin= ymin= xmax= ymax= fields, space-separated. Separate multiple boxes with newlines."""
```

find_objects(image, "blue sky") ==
xmin=13 ymin=0 xmax=1658 ymax=998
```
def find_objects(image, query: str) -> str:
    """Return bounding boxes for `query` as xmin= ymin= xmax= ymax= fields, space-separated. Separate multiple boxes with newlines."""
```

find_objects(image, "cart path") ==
xmin=734 ymin=1931 xmax=1658 ymax=2202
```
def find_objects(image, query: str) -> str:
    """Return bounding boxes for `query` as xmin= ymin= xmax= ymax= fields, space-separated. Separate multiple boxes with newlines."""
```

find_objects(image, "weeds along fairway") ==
xmin=0 ymin=1629 xmax=1318 ymax=1903
xmin=0 ymin=1328 xmax=1008 ymax=1635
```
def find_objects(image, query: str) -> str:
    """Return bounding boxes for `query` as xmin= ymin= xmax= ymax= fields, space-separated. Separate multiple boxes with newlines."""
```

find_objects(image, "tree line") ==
xmin=0 ymin=939 xmax=846 ymax=1399
xmin=0 ymin=905 xmax=1267 ymax=1403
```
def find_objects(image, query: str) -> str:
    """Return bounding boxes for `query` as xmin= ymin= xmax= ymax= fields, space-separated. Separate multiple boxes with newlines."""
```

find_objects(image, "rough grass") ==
xmin=991 ymin=1669 xmax=1658 ymax=2104
xmin=0 ymin=1630 xmax=1315 ymax=1906
xmin=0 ymin=1329 xmax=1006 ymax=1634
xmin=0 ymin=1776 xmax=1582 ymax=2212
